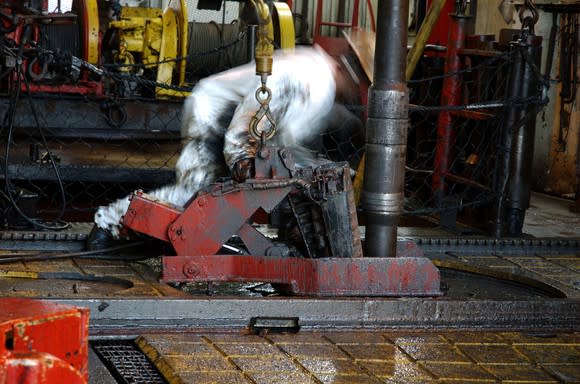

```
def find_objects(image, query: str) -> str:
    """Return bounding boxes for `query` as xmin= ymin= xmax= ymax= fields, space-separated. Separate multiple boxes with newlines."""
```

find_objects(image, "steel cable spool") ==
xmin=186 ymin=21 xmax=247 ymax=77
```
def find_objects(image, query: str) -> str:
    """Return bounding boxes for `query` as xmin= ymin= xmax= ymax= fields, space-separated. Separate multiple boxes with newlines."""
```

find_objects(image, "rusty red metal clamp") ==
xmin=122 ymin=146 xmax=441 ymax=297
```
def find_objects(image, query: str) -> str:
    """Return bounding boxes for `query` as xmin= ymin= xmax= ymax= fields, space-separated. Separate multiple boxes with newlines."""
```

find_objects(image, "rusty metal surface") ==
xmin=54 ymin=297 xmax=580 ymax=332
xmin=343 ymin=28 xmax=375 ymax=82
xmin=0 ymin=216 xmax=577 ymax=333
xmin=162 ymin=255 xmax=441 ymax=296
xmin=130 ymin=330 xmax=580 ymax=383
xmin=0 ymin=298 xmax=89 ymax=383
xmin=122 ymin=150 xmax=436 ymax=297
xmin=541 ymin=24 xmax=579 ymax=198
xmin=123 ymin=191 xmax=184 ymax=243
xmin=0 ymin=259 xmax=187 ymax=299
xmin=6 ymin=98 xmax=182 ymax=138
xmin=0 ymin=273 xmax=133 ymax=297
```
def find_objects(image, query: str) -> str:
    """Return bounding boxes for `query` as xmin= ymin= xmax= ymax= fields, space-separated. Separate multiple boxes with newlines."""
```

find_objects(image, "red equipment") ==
xmin=0 ymin=0 xmax=104 ymax=97
xmin=432 ymin=12 xmax=469 ymax=199
xmin=0 ymin=298 xmax=89 ymax=384
xmin=123 ymin=146 xmax=441 ymax=296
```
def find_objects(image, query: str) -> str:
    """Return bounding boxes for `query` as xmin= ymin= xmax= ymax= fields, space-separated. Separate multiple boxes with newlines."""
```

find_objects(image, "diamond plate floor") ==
xmin=132 ymin=330 xmax=580 ymax=383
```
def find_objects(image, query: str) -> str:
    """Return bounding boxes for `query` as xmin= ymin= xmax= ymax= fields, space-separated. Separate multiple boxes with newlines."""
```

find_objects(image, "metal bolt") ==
xmin=169 ymin=225 xmax=185 ymax=241
xmin=175 ymin=227 xmax=182 ymax=236
xmin=259 ymin=148 xmax=270 ymax=159
xmin=183 ymin=263 xmax=200 ymax=278
xmin=198 ymin=197 xmax=207 ymax=207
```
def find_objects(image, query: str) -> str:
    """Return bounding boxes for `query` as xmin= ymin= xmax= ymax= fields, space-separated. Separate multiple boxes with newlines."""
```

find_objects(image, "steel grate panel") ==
xmin=92 ymin=340 xmax=167 ymax=384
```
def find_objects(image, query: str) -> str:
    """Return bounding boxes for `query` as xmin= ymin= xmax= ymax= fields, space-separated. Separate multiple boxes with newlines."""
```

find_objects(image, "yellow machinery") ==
xmin=0 ymin=0 xmax=294 ymax=99
xmin=107 ymin=0 xmax=189 ymax=97
xmin=106 ymin=0 xmax=295 ymax=99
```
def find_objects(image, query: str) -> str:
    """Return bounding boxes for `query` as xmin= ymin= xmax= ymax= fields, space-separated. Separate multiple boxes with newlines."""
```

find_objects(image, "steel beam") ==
xmin=53 ymin=298 xmax=580 ymax=332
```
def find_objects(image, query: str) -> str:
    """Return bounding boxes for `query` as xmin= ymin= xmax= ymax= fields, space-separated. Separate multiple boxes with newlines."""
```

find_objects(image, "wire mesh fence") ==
xmin=0 ymin=14 xmax=546 ymax=235
xmin=405 ymin=53 xmax=509 ymax=218
xmin=404 ymin=34 xmax=546 ymax=234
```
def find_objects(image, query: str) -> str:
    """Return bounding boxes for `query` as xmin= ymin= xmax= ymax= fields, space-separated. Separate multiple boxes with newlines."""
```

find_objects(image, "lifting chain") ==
xmin=519 ymin=0 xmax=539 ymax=37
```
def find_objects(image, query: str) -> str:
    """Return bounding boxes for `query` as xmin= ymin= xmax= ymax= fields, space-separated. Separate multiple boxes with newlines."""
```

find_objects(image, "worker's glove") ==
xmin=232 ymin=158 xmax=255 ymax=183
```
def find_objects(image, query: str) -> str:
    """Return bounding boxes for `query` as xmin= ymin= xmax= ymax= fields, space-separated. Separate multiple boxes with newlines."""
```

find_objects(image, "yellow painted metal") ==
xmin=168 ymin=0 xmax=188 ymax=86
xmin=135 ymin=336 xmax=185 ymax=384
xmin=0 ymin=271 xmax=39 ymax=279
xmin=406 ymin=0 xmax=447 ymax=81
xmin=84 ymin=0 xmax=99 ymax=64
xmin=156 ymin=0 xmax=189 ymax=97
xmin=108 ymin=1 xmax=189 ymax=98
xmin=109 ymin=7 xmax=163 ymax=68
xmin=353 ymin=152 xmax=365 ymax=204
xmin=250 ymin=0 xmax=274 ymax=77
xmin=114 ymin=41 xmax=135 ymax=72
xmin=156 ymin=7 xmax=178 ymax=95
xmin=119 ymin=7 xmax=162 ymax=18
xmin=272 ymin=2 xmax=295 ymax=49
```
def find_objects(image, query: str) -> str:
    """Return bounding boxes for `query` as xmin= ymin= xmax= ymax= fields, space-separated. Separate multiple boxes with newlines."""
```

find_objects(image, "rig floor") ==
xmin=0 ymin=192 xmax=579 ymax=383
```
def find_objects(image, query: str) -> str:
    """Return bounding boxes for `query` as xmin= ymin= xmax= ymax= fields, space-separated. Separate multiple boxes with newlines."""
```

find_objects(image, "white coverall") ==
xmin=94 ymin=46 xmax=338 ymax=238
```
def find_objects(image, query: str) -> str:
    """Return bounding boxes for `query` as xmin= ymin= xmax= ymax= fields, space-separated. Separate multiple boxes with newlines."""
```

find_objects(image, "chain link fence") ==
xmin=404 ymin=35 xmax=546 ymax=234
xmin=0 ymin=12 xmax=545 ymax=235
xmin=406 ymin=55 xmax=507 ymax=223
xmin=0 ymin=9 xmax=250 ymax=228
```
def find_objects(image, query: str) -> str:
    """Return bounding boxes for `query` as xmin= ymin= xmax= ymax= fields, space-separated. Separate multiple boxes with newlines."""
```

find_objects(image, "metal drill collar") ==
xmin=360 ymin=191 xmax=405 ymax=212
xmin=366 ymin=118 xmax=408 ymax=145
xmin=367 ymin=88 xmax=409 ymax=118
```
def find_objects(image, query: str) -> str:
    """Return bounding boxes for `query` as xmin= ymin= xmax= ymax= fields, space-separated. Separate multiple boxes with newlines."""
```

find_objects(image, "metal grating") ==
xmin=92 ymin=340 xmax=167 ymax=384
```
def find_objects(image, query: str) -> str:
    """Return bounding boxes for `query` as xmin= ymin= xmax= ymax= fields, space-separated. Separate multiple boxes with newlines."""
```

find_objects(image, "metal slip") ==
xmin=122 ymin=145 xmax=441 ymax=297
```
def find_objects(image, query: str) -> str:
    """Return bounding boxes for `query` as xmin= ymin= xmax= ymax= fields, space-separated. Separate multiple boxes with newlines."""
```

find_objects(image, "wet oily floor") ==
xmin=93 ymin=330 xmax=580 ymax=384
xmin=171 ymin=266 xmax=565 ymax=300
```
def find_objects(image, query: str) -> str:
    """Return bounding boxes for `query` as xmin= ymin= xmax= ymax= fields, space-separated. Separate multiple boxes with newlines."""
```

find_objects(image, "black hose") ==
xmin=1 ymin=24 xmax=70 ymax=230
xmin=0 ymin=241 xmax=147 ymax=264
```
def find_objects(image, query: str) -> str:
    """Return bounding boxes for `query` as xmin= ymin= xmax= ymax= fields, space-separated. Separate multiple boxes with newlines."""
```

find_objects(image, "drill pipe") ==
xmin=502 ymin=35 xmax=543 ymax=236
xmin=361 ymin=0 xmax=410 ymax=257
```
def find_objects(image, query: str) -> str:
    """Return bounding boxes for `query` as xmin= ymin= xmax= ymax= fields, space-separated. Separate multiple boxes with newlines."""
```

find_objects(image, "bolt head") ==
xmin=183 ymin=262 xmax=200 ymax=278
xmin=259 ymin=148 xmax=270 ymax=159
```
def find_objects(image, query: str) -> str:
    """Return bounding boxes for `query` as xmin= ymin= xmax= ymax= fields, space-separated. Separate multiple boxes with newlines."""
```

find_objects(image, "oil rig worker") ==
xmin=89 ymin=46 xmax=356 ymax=246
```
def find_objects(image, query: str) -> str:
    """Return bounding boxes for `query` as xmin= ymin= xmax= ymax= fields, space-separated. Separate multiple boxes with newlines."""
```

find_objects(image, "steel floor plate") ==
xmin=105 ymin=330 xmax=580 ymax=383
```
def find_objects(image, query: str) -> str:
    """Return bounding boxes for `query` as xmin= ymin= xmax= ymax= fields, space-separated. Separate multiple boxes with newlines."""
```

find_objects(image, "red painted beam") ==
xmin=162 ymin=255 xmax=441 ymax=296
xmin=432 ymin=14 xmax=469 ymax=198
